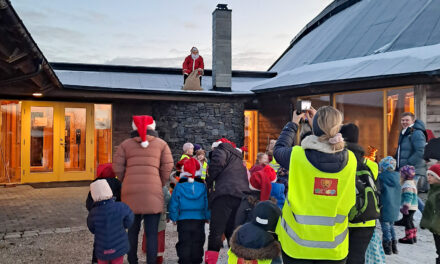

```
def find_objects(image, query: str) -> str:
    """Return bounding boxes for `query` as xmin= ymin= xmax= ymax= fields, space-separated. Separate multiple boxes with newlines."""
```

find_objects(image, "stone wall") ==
xmin=153 ymin=101 xmax=244 ymax=162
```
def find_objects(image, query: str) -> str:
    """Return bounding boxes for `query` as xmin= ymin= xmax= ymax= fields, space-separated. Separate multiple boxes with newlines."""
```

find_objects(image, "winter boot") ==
xmin=394 ymin=218 xmax=405 ymax=226
xmin=382 ymin=240 xmax=392 ymax=255
xmin=398 ymin=229 xmax=414 ymax=244
xmin=412 ymin=228 xmax=417 ymax=243
xmin=157 ymin=256 xmax=163 ymax=264
xmin=391 ymin=240 xmax=398 ymax=254
xmin=205 ymin=251 xmax=219 ymax=264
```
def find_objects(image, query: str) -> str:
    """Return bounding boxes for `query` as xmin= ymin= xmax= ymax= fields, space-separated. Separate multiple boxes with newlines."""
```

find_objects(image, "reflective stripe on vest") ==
xmin=227 ymin=249 xmax=272 ymax=264
xmin=269 ymin=158 xmax=280 ymax=172
xmin=276 ymin=146 xmax=357 ymax=260
xmin=348 ymin=159 xmax=379 ymax=228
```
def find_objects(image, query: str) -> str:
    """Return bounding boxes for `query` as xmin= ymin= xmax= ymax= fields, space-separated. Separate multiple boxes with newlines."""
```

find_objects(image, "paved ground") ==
xmin=0 ymin=184 xmax=436 ymax=263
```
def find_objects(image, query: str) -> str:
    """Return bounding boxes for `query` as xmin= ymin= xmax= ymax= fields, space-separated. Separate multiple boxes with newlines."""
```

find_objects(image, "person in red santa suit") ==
xmin=182 ymin=47 xmax=204 ymax=85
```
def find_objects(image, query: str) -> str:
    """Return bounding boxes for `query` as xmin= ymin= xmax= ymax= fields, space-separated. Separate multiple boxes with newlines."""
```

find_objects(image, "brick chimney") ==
xmin=212 ymin=4 xmax=232 ymax=91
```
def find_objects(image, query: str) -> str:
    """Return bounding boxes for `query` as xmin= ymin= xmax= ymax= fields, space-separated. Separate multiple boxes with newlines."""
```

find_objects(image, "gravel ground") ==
xmin=0 ymin=219 xmax=436 ymax=264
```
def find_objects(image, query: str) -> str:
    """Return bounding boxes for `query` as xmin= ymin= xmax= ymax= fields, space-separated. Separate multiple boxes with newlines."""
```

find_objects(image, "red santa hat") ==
xmin=211 ymin=138 xmax=236 ymax=149
xmin=427 ymin=164 xmax=440 ymax=181
xmin=96 ymin=163 xmax=116 ymax=179
xmin=249 ymin=165 xmax=277 ymax=201
xmin=180 ymin=158 xmax=201 ymax=182
xmin=132 ymin=115 xmax=155 ymax=148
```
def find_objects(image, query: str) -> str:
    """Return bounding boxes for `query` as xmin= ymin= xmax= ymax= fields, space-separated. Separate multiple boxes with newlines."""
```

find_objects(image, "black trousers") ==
xmin=403 ymin=210 xmax=416 ymax=229
xmin=282 ymin=251 xmax=347 ymax=264
xmin=127 ymin=213 xmax=161 ymax=264
xmin=207 ymin=195 xmax=242 ymax=251
xmin=183 ymin=74 xmax=202 ymax=85
xmin=176 ymin=219 xmax=206 ymax=264
xmin=346 ymin=227 xmax=375 ymax=264
xmin=434 ymin=233 xmax=440 ymax=262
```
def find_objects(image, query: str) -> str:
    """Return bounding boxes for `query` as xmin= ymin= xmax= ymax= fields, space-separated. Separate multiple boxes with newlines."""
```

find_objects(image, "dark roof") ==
xmin=0 ymin=0 xmax=61 ymax=96
xmin=255 ymin=0 xmax=440 ymax=93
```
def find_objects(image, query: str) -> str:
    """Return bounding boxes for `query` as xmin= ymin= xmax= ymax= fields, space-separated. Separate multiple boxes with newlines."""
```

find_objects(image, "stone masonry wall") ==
xmin=153 ymin=101 xmax=244 ymax=162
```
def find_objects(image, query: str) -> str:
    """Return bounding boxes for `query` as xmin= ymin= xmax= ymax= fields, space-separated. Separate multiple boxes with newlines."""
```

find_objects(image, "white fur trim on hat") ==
xmin=141 ymin=141 xmax=149 ymax=148
xmin=148 ymin=121 xmax=156 ymax=131
xmin=427 ymin=170 xmax=440 ymax=181
xmin=132 ymin=121 xmax=137 ymax=131
xmin=212 ymin=141 xmax=221 ymax=149
xmin=90 ymin=179 xmax=113 ymax=202
xmin=249 ymin=183 xmax=259 ymax=191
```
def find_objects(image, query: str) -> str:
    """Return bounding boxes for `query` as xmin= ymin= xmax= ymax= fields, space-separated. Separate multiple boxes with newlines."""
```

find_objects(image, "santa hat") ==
xmin=180 ymin=158 xmax=201 ymax=182
xmin=211 ymin=138 xmax=236 ymax=149
xmin=427 ymin=164 xmax=440 ymax=181
xmin=90 ymin=179 xmax=113 ymax=202
xmin=96 ymin=163 xmax=116 ymax=179
xmin=132 ymin=115 xmax=155 ymax=148
xmin=249 ymin=165 xmax=277 ymax=201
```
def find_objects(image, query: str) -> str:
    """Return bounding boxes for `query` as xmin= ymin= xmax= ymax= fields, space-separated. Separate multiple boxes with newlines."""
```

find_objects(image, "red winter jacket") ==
xmin=182 ymin=55 xmax=204 ymax=75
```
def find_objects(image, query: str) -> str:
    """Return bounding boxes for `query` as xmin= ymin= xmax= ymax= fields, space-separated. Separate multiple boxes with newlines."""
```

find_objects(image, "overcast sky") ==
xmin=12 ymin=0 xmax=332 ymax=71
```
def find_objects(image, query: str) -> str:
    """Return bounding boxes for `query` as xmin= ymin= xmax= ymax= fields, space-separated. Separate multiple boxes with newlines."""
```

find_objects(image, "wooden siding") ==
xmin=426 ymin=84 xmax=440 ymax=136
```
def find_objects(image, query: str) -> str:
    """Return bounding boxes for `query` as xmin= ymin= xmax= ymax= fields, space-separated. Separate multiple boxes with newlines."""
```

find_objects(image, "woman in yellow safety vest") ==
xmin=273 ymin=106 xmax=357 ymax=264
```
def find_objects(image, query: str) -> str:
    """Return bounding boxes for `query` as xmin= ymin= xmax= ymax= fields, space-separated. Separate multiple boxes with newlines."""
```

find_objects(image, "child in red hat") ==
xmin=169 ymin=158 xmax=210 ymax=264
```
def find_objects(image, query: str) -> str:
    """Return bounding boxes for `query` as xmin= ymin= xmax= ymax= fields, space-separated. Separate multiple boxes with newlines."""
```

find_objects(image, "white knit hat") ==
xmin=90 ymin=179 xmax=113 ymax=202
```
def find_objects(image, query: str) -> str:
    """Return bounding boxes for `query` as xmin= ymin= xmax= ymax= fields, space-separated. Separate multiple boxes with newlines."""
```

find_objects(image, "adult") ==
xmin=274 ymin=106 xmax=357 ymax=264
xmin=182 ymin=47 xmax=204 ymax=85
xmin=113 ymin=115 xmax=174 ymax=264
xmin=340 ymin=123 xmax=379 ymax=264
xmin=205 ymin=138 xmax=251 ymax=264
xmin=395 ymin=112 xmax=427 ymax=214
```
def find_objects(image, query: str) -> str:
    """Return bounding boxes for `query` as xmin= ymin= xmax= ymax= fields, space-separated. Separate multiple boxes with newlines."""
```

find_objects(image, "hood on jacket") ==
xmin=217 ymin=142 xmax=243 ymax=159
xmin=413 ymin=119 xmax=426 ymax=131
xmin=177 ymin=181 xmax=206 ymax=201
xmin=379 ymin=170 xmax=400 ymax=188
xmin=230 ymin=224 xmax=281 ymax=260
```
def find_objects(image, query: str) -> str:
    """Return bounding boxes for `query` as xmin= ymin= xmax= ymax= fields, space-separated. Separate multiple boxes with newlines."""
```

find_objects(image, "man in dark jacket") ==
xmin=205 ymin=138 xmax=250 ymax=264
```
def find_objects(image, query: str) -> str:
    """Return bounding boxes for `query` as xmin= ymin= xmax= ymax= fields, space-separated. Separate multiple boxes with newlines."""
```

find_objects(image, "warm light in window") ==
xmin=32 ymin=92 xmax=43 ymax=97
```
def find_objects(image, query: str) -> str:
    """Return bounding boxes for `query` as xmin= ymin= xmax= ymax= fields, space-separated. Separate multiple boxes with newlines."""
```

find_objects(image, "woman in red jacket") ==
xmin=182 ymin=47 xmax=204 ymax=85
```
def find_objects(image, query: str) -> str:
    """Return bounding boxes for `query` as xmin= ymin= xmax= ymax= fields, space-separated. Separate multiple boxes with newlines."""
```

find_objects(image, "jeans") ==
xmin=380 ymin=221 xmax=396 ymax=241
xmin=127 ymin=213 xmax=161 ymax=264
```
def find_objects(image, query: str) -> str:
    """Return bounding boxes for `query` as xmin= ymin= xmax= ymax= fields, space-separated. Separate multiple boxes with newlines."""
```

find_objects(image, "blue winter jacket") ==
xmin=169 ymin=179 xmax=210 ymax=222
xmin=378 ymin=170 xmax=401 ymax=222
xmin=270 ymin=182 xmax=285 ymax=209
xmin=87 ymin=198 xmax=134 ymax=261
xmin=396 ymin=120 xmax=427 ymax=177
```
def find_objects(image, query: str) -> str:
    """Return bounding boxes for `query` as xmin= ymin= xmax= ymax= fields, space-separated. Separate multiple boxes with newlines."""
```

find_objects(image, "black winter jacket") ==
xmin=207 ymin=143 xmax=250 ymax=205
xmin=274 ymin=122 xmax=348 ymax=173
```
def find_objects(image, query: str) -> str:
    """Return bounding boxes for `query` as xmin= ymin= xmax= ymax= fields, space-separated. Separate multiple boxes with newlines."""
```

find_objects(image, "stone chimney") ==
xmin=212 ymin=4 xmax=232 ymax=91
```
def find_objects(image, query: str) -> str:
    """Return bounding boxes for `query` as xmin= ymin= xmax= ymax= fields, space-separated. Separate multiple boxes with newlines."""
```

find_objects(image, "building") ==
xmin=1 ymin=0 xmax=440 ymax=184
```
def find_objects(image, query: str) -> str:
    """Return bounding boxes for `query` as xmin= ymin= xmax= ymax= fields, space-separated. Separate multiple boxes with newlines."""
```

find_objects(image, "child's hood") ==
xmin=178 ymin=182 xmax=206 ymax=200
xmin=379 ymin=171 xmax=400 ymax=188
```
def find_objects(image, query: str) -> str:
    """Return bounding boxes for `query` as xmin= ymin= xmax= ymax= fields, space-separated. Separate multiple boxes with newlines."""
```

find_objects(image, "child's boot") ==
xmin=382 ymin=240 xmax=392 ymax=255
xmin=391 ymin=240 xmax=398 ymax=254
xmin=205 ymin=251 xmax=219 ymax=264
xmin=412 ymin=228 xmax=417 ymax=243
xmin=398 ymin=229 xmax=414 ymax=244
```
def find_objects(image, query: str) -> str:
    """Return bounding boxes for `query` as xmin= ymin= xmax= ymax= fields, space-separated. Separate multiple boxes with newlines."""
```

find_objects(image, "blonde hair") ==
xmin=315 ymin=106 xmax=344 ymax=151
xmin=256 ymin=152 xmax=268 ymax=164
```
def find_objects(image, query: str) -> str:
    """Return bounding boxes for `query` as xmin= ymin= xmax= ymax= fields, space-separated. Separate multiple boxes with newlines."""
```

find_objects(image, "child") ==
xmin=85 ymin=163 xmax=122 ymax=264
xmin=169 ymin=158 xmax=210 ymax=264
xmin=228 ymin=200 xmax=282 ymax=264
xmin=195 ymin=149 xmax=208 ymax=180
xmin=250 ymin=152 xmax=269 ymax=174
xmin=421 ymin=164 xmax=440 ymax=264
xmin=378 ymin=156 xmax=401 ymax=254
xmin=87 ymin=180 xmax=134 ymax=264
xmin=398 ymin=165 xmax=418 ymax=244
xmin=176 ymin=142 xmax=195 ymax=179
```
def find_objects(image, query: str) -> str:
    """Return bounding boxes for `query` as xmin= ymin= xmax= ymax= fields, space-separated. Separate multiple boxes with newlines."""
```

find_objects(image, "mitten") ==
xmin=400 ymin=205 xmax=409 ymax=215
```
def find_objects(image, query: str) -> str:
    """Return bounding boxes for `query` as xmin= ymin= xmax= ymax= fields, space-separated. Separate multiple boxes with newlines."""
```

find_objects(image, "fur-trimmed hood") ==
xmin=230 ymin=224 xmax=281 ymax=260
xmin=301 ymin=135 xmax=344 ymax=154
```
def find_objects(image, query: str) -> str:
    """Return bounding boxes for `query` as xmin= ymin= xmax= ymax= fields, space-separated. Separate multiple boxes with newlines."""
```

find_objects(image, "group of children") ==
xmin=378 ymin=155 xmax=440 ymax=261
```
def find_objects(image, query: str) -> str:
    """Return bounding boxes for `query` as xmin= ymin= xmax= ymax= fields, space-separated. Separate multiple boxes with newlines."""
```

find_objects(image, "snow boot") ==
xmin=398 ymin=229 xmax=414 ymax=244
xmin=394 ymin=218 xmax=405 ymax=226
xmin=382 ymin=240 xmax=392 ymax=255
xmin=391 ymin=240 xmax=398 ymax=254
xmin=205 ymin=251 xmax=219 ymax=264
xmin=412 ymin=228 xmax=417 ymax=243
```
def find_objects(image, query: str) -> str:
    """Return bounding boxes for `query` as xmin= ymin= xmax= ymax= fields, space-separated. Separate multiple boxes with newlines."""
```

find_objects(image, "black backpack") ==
xmin=348 ymin=159 xmax=381 ymax=223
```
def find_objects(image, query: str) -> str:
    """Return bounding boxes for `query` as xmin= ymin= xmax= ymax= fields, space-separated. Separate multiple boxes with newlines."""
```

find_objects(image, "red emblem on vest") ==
xmin=314 ymin=177 xmax=338 ymax=196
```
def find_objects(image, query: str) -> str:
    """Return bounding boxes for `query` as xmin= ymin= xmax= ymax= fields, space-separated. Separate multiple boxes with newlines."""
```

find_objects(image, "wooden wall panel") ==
xmin=426 ymin=84 xmax=440 ymax=136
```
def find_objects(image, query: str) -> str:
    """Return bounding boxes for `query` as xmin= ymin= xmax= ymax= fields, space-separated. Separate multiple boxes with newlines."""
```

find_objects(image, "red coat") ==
xmin=182 ymin=55 xmax=204 ymax=75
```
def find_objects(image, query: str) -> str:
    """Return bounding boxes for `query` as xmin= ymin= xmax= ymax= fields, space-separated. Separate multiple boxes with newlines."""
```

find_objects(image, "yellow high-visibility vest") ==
xmin=348 ymin=159 xmax=378 ymax=228
xmin=269 ymin=157 xmax=280 ymax=173
xmin=201 ymin=161 xmax=207 ymax=180
xmin=276 ymin=146 xmax=357 ymax=260
xmin=180 ymin=154 xmax=190 ymax=161
xmin=227 ymin=249 xmax=272 ymax=264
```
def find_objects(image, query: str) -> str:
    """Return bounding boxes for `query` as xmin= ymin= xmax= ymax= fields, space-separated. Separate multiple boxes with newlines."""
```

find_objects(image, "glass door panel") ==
xmin=30 ymin=106 xmax=54 ymax=172
xmin=64 ymin=108 xmax=86 ymax=171
xmin=0 ymin=101 xmax=21 ymax=183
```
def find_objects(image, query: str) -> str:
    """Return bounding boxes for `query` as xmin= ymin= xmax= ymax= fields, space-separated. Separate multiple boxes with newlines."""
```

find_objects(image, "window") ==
xmin=0 ymin=101 xmax=21 ymax=183
xmin=94 ymin=104 xmax=112 ymax=168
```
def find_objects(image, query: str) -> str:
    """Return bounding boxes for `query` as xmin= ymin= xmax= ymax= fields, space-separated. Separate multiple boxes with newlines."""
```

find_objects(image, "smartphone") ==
xmin=296 ymin=100 xmax=312 ymax=115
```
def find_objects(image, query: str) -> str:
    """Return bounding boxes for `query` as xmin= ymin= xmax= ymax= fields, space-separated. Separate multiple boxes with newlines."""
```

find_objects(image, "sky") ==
xmin=12 ymin=0 xmax=333 ymax=71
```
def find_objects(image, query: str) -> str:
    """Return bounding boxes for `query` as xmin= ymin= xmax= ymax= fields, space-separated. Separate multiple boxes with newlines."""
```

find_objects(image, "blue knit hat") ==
xmin=379 ymin=156 xmax=396 ymax=172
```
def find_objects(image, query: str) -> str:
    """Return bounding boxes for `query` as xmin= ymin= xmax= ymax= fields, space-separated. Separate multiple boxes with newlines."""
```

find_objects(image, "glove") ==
xmin=400 ymin=205 xmax=409 ymax=215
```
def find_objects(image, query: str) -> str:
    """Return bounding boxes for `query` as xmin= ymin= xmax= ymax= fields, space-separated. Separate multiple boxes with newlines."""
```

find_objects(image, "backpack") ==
xmin=348 ymin=159 xmax=381 ymax=223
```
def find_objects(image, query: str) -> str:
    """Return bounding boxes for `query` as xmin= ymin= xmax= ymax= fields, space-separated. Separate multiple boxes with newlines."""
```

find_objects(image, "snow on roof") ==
xmin=252 ymin=43 xmax=440 ymax=92
xmin=271 ymin=0 xmax=440 ymax=73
